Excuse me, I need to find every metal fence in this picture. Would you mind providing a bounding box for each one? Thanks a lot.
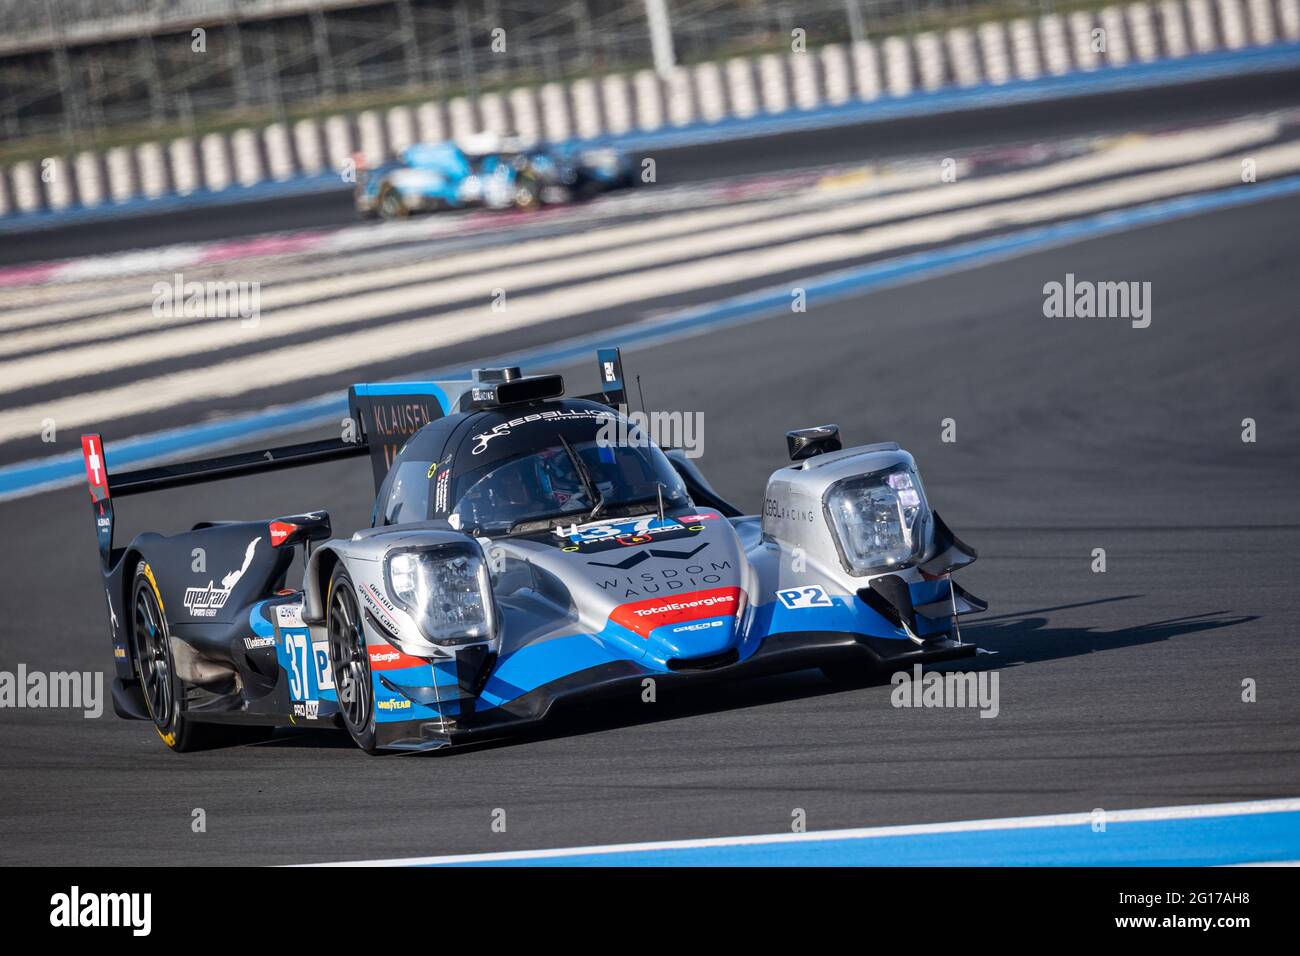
[0,0,1059,147]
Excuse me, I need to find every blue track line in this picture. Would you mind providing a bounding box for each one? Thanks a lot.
[4,172,1300,502]
[453,809,1300,866]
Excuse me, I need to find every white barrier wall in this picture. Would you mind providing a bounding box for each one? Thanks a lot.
[1040,15,1072,75]
[6,0,1297,218]
[293,119,324,175]
[665,67,695,126]
[1248,0,1276,44]
[790,50,821,107]
[1101,7,1133,64]
[633,70,663,130]
[1188,0,1219,51]
[44,156,73,209]
[1009,19,1042,79]
[978,22,1013,85]
[570,79,602,139]
[602,75,633,134]
[1219,0,1250,48]
[725,57,759,118]
[356,110,387,167]
[1128,4,1160,61]
[851,41,882,101]
[479,92,509,136]
[385,107,415,157]
[506,89,538,143]
[947,28,981,86]
[11,160,40,212]
[1161,0,1191,57]
[819,45,852,105]
[168,138,199,196]
[447,96,477,143]
[230,128,264,187]
[323,115,353,172]
[416,100,448,143]
[1283,0,1300,39]
[694,62,728,120]
[915,32,946,90]
[758,54,790,112]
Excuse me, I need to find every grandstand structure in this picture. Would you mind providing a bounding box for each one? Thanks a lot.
[0,0,1031,144]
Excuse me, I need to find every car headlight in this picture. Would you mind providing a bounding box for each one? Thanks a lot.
[384,544,494,645]
[824,465,929,575]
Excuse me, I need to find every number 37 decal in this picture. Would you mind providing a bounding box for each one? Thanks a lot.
[776,585,832,610]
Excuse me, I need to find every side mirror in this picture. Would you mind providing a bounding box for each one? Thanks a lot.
[269,512,332,549]
[786,424,842,461]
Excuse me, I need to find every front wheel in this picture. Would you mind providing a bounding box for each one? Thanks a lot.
[327,565,378,754]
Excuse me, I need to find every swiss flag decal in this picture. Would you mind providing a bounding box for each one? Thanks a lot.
[609,587,743,638]
[81,435,108,498]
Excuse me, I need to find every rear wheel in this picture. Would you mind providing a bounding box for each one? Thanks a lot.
[131,562,271,751]
[377,183,409,220]
[513,172,542,210]
[327,565,378,754]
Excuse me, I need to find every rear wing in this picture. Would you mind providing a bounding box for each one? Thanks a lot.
[80,349,631,567]
[79,433,369,568]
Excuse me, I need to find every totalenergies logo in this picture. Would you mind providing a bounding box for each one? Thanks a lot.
[367,644,427,670]
[609,587,743,638]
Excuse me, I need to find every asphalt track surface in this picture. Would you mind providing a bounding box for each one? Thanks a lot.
[3,65,1300,265]
[1,180,1298,863]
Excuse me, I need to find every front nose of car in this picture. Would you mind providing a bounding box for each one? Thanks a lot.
[648,613,739,663]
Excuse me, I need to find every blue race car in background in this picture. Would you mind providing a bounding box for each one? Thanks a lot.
[355,132,638,219]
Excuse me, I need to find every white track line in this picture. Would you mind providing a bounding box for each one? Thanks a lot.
[0,121,1276,383]
[300,797,1300,866]
[0,118,1270,334]
[0,167,936,331]
[1,138,1296,444]
[0,186,844,341]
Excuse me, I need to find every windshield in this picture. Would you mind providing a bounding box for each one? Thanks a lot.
[450,439,689,533]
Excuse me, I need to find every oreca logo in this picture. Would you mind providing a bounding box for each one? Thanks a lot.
[670,620,724,634]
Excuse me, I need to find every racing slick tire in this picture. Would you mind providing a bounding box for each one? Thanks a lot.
[130,562,272,752]
[377,183,409,220]
[513,172,543,210]
[326,565,379,754]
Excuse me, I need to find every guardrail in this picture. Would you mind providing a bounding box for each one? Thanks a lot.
[2,0,1297,221]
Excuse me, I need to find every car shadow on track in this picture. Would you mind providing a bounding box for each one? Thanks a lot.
[963,597,1258,668]
[253,595,1258,755]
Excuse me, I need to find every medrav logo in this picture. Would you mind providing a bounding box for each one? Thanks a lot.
[50,886,151,936]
